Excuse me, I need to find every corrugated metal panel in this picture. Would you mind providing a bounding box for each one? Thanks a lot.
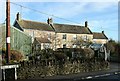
[0,24,32,56]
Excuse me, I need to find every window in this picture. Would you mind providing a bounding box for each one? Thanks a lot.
[63,34,66,39]
[73,35,77,40]
[83,35,87,41]
[63,44,66,48]
[36,44,41,50]
[43,43,50,49]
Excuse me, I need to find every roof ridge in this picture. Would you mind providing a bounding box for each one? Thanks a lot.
[93,32,102,33]
[21,19,48,24]
[20,19,85,27]
[54,23,84,27]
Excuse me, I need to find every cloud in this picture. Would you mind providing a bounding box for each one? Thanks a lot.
[45,3,87,18]
[1,1,118,41]
[1,2,117,25]
[88,19,118,40]
[88,19,118,31]
[34,2,117,19]
[88,2,117,12]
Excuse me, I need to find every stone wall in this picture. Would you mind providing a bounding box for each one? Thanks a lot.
[24,29,93,50]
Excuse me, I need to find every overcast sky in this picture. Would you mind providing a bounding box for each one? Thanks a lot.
[0,0,119,41]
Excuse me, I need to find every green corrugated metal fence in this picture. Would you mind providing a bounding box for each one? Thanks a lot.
[0,24,32,56]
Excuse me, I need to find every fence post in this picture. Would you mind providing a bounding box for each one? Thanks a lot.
[15,68,17,80]
[3,69,5,81]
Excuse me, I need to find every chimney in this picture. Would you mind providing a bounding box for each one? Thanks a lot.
[102,31,104,33]
[16,12,21,21]
[85,21,88,27]
[47,17,53,25]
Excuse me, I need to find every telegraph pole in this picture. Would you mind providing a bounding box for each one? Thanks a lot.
[6,0,10,63]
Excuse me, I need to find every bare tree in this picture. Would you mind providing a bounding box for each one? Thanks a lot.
[70,37,91,48]
[50,33,61,50]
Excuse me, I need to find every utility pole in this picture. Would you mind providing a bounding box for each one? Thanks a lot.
[6,0,10,63]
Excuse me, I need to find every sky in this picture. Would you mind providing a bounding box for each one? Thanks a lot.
[0,0,119,41]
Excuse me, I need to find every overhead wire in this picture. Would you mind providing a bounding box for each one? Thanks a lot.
[10,2,81,25]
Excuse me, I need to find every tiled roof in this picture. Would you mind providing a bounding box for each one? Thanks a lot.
[35,37,51,43]
[53,23,92,34]
[16,19,54,31]
[93,32,108,39]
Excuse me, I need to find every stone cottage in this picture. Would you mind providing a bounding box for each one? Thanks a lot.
[13,13,108,50]
[93,31,108,44]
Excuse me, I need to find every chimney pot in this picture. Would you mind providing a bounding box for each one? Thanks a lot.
[47,17,53,25]
[85,21,88,27]
[102,31,104,33]
[16,12,21,21]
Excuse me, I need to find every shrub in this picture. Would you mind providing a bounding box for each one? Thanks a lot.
[10,50,24,62]
[2,49,24,64]
[114,43,120,56]
[54,51,66,61]
[83,48,94,59]
[106,39,120,57]
[106,42,116,55]
[39,49,54,59]
[57,48,94,60]
[57,48,73,59]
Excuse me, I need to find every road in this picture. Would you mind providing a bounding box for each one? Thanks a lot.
[95,73,120,79]
[73,71,120,80]
[9,73,120,81]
